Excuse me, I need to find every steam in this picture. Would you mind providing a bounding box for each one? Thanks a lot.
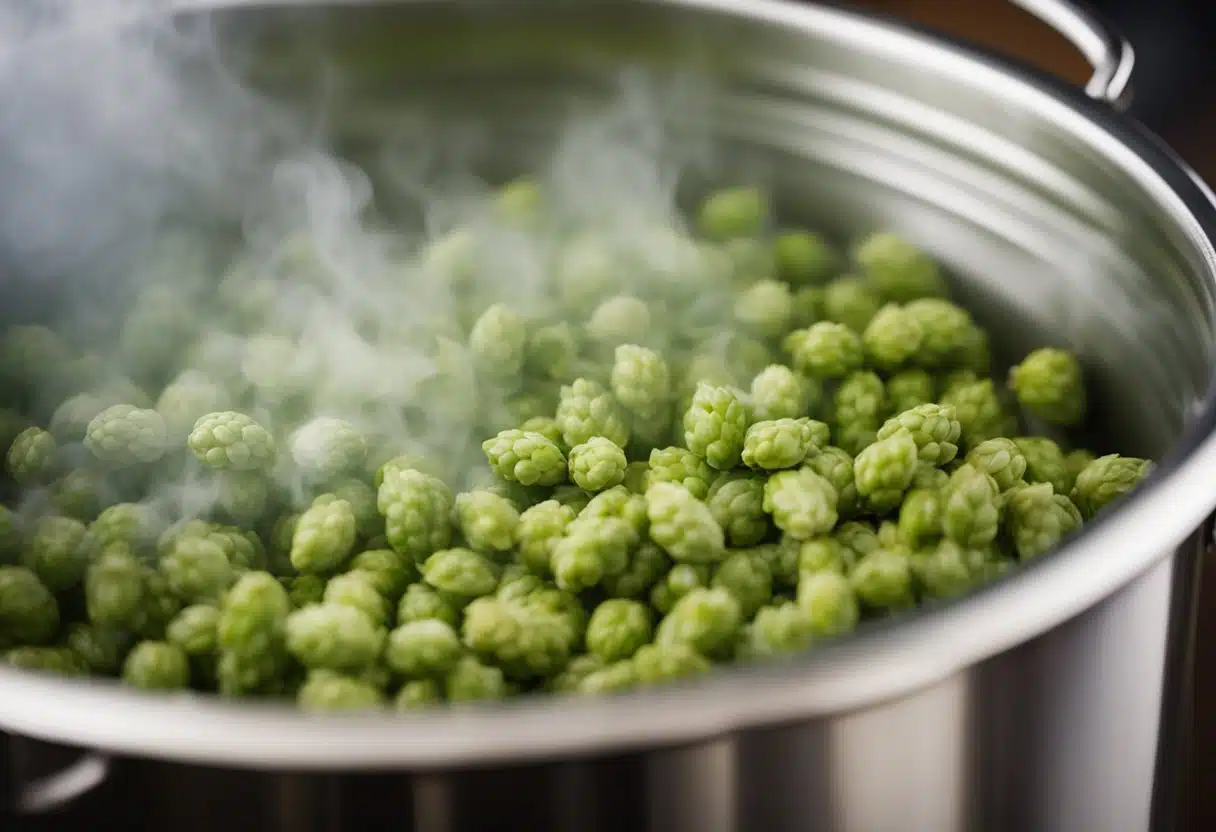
[0,0,738,530]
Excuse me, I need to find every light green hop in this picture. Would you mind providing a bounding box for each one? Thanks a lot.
[348,548,415,603]
[656,586,741,659]
[877,403,961,466]
[481,429,567,488]
[784,322,864,379]
[646,482,726,564]
[397,583,460,629]
[135,569,183,641]
[555,378,630,449]
[1064,449,1096,494]
[705,473,769,547]
[611,344,670,420]
[161,535,235,603]
[0,505,19,564]
[966,438,1028,492]
[93,502,164,554]
[290,496,356,574]
[216,641,290,698]
[515,501,575,576]
[50,469,108,523]
[886,370,937,415]
[324,572,391,628]
[774,230,837,285]
[796,538,844,579]
[579,484,646,543]
[734,280,793,339]
[49,393,109,444]
[898,488,944,547]
[568,437,628,492]
[954,324,993,374]
[496,176,543,225]
[822,275,883,333]
[188,411,276,471]
[862,304,923,371]
[551,517,630,592]
[586,599,653,662]
[156,371,232,442]
[854,232,948,302]
[1070,454,1152,520]
[647,446,714,500]
[741,419,810,471]
[166,604,220,657]
[876,521,904,549]
[217,571,290,657]
[831,369,890,433]
[0,566,59,648]
[912,463,950,491]
[526,322,579,382]
[326,479,379,540]
[422,548,499,600]
[650,563,712,615]
[603,542,671,599]
[741,601,816,658]
[378,468,454,564]
[1013,437,1070,495]
[122,641,189,690]
[207,526,265,572]
[1009,347,1087,427]
[712,551,773,618]
[850,548,915,611]
[455,490,519,555]
[941,464,1002,547]
[633,642,712,686]
[902,299,973,369]
[85,550,145,631]
[66,624,131,675]
[913,540,978,600]
[555,234,618,315]
[853,431,919,513]
[722,236,776,282]
[288,575,327,609]
[1007,482,1083,560]
[683,384,750,470]
[24,516,96,592]
[548,654,607,694]
[7,427,57,485]
[697,186,769,240]
[578,659,638,695]
[763,467,838,540]
[939,379,1015,450]
[297,669,384,711]
[469,303,527,378]
[750,365,812,422]
[587,295,651,349]
[833,521,880,571]
[374,454,444,488]
[385,618,462,677]
[6,646,85,676]
[286,602,385,672]
[804,446,860,518]
[461,594,577,681]
[289,418,368,483]
[790,285,825,329]
[518,416,564,448]
[396,678,443,710]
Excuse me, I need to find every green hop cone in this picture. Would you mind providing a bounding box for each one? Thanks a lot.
[862,304,923,371]
[454,491,520,555]
[462,595,575,680]
[647,446,714,500]
[161,535,236,603]
[122,641,190,690]
[468,303,528,379]
[655,586,742,659]
[822,275,883,333]
[587,295,651,351]
[914,540,979,600]
[646,482,726,564]
[1013,437,1070,495]
[784,322,864,380]
[286,602,385,672]
[966,438,1028,492]
[898,488,944,547]
[84,405,167,467]
[378,468,454,564]
[741,601,816,658]
[853,430,919,513]
[876,403,961,467]
[586,599,653,663]
[568,437,628,492]
[939,379,1015,450]
[290,496,357,574]
[24,516,97,593]
[297,669,384,711]
[774,230,837,285]
[763,467,839,540]
[348,548,415,603]
[941,464,1002,547]
[886,370,937,415]
[422,548,499,601]
[7,427,57,485]
[1069,454,1152,520]
[750,364,814,422]
[482,429,567,488]
[1064,449,1096,494]
[697,186,769,241]
[385,618,463,678]
[515,500,575,576]
[324,572,391,628]
[902,299,973,369]
[1006,482,1082,560]
[683,383,750,470]
[803,446,859,518]
[397,583,461,629]
[712,551,773,619]
[1008,347,1087,426]
[188,411,276,471]
[633,642,711,687]
[735,280,793,339]
[555,378,630,450]
[611,344,670,420]
[853,232,948,302]
[850,548,915,612]
[706,472,770,547]
[603,542,671,600]
[741,419,812,471]
[165,605,221,657]
[289,418,368,483]
[0,566,59,649]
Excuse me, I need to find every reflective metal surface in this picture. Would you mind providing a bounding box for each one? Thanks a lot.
[1,1,1215,830]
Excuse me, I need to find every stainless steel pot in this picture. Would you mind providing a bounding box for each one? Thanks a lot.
[2,1,1216,830]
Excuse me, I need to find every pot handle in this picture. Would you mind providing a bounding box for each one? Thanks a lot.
[1008,0,1135,109]
[2,732,110,816]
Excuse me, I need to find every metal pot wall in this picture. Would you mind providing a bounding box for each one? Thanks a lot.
[3,1,1216,830]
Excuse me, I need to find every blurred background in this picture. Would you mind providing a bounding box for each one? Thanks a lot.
[859,1,1216,829]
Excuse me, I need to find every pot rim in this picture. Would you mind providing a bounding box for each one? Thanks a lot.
[3,0,1216,769]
